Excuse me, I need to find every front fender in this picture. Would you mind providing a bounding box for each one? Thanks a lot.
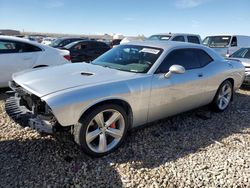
[42,76,151,127]
[42,83,130,126]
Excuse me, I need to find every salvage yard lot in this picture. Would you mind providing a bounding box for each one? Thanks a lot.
[0,89,250,187]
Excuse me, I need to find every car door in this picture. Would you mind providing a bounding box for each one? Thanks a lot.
[86,42,103,61]
[70,42,88,62]
[148,48,208,122]
[97,42,110,55]
[0,40,41,87]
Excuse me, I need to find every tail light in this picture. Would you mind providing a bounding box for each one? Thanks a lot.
[63,55,71,61]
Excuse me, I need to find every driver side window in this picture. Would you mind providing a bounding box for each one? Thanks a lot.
[156,49,200,73]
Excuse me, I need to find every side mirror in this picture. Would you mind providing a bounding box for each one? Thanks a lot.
[164,65,185,78]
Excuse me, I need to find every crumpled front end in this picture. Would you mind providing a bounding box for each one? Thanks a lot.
[6,81,58,133]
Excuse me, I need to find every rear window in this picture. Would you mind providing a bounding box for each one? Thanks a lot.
[203,36,231,47]
[196,49,213,67]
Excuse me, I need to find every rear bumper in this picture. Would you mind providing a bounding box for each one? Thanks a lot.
[5,95,54,133]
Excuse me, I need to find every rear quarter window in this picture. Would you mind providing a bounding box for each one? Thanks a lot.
[196,49,213,67]
[18,42,42,52]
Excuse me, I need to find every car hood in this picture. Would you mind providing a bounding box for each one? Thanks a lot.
[12,63,137,97]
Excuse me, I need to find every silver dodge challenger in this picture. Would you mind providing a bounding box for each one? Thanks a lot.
[7,41,244,156]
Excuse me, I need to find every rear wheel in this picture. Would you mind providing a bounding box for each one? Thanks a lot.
[74,104,128,157]
[211,80,233,112]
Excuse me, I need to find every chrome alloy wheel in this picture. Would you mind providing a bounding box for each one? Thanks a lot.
[217,83,232,110]
[85,109,125,153]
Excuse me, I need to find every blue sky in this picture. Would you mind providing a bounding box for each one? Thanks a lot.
[0,0,250,38]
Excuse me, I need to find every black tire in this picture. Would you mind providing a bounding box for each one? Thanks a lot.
[211,80,233,112]
[74,104,128,157]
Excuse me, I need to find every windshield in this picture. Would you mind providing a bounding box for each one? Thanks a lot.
[231,48,250,59]
[202,36,231,47]
[92,45,163,73]
[147,35,171,41]
[50,38,63,47]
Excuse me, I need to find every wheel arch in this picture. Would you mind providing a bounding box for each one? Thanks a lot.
[224,78,234,101]
[226,77,234,88]
[215,78,235,101]
[78,98,133,129]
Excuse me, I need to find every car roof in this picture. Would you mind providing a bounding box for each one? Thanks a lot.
[57,37,84,40]
[1,35,34,42]
[205,34,250,37]
[0,35,43,46]
[123,41,202,50]
[151,33,200,37]
[74,39,106,43]
[0,35,58,51]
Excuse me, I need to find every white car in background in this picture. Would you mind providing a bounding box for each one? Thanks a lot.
[42,37,56,45]
[147,33,202,44]
[0,36,70,88]
[203,35,250,57]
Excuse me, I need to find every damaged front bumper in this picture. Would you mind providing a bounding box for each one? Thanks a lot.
[6,82,57,133]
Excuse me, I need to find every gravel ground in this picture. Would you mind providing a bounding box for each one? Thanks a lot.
[0,88,250,188]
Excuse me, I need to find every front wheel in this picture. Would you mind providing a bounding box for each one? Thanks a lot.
[74,104,128,157]
[211,80,233,112]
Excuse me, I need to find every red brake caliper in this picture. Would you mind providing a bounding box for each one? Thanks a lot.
[110,122,116,128]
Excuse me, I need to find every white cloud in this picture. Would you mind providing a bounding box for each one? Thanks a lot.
[175,0,209,9]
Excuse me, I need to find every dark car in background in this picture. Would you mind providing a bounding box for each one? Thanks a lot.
[63,40,110,63]
[50,37,85,48]
[110,39,122,48]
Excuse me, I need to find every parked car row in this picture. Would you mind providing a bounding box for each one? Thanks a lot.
[25,33,250,68]
[0,33,250,87]
[148,33,250,58]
